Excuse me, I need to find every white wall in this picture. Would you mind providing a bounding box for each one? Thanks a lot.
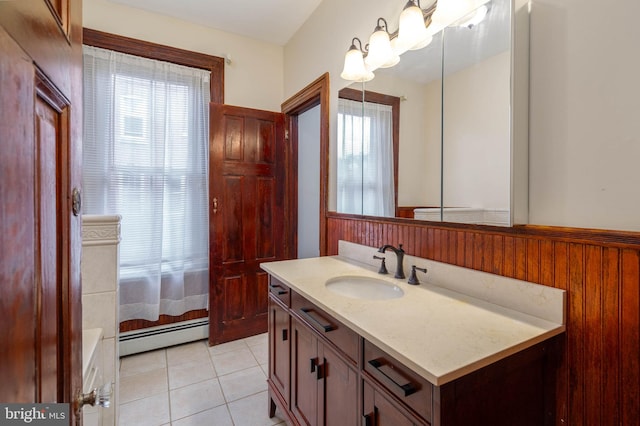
[285,0,640,232]
[298,105,321,258]
[83,0,284,112]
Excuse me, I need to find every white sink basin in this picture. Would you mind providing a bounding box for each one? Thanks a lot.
[325,276,404,300]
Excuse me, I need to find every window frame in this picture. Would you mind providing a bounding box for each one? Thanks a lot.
[83,28,224,104]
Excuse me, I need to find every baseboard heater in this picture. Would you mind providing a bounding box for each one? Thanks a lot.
[119,318,209,357]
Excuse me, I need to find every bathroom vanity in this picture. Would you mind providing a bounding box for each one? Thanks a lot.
[261,242,565,426]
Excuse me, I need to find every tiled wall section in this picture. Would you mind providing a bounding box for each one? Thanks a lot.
[326,215,640,425]
[82,215,121,425]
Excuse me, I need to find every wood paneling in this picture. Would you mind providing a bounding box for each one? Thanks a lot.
[326,215,640,425]
[119,309,208,333]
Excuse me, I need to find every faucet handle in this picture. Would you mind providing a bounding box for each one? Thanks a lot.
[407,265,427,285]
[373,255,388,275]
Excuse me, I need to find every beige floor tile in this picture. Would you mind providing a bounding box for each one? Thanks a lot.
[168,359,216,390]
[120,349,166,378]
[211,347,258,376]
[218,365,267,402]
[227,391,286,426]
[119,368,168,404]
[166,340,211,367]
[119,393,170,426]
[207,338,248,355]
[171,405,234,426]
[249,341,268,364]
[170,378,226,421]
[243,332,268,347]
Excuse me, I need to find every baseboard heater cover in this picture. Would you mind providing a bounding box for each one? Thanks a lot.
[119,318,209,357]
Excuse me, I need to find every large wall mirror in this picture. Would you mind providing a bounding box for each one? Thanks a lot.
[331,0,529,226]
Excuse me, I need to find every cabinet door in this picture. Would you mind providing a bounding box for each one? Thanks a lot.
[363,381,423,426]
[269,297,290,404]
[320,343,358,426]
[291,318,319,426]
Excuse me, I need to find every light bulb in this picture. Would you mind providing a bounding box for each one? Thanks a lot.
[431,0,476,29]
[365,20,398,70]
[340,42,374,82]
[397,1,431,51]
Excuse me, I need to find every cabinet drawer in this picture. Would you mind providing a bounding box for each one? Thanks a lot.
[291,291,359,363]
[363,340,433,423]
[269,276,291,307]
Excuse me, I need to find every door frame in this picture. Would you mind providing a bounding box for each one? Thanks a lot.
[281,73,330,257]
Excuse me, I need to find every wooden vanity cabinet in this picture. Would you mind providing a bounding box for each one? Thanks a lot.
[290,296,359,426]
[363,380,427,426]
[266,275,553,426]
[267,278,291,419]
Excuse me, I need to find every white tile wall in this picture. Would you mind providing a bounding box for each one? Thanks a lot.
[82,215,122,426]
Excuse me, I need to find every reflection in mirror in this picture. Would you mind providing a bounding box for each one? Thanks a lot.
[332,0,527,226]
[437,0,512,226]
[337,86,400,217]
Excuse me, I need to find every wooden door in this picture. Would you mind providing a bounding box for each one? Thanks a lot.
[268,298,290,405]
[291,318,319,426]
[0,0,83,423]
[209,104,288,344]
[320,343,358,426]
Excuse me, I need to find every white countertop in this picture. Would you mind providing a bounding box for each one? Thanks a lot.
[261,254,565,386]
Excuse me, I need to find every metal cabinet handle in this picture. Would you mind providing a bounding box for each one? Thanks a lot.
[300,308,335,332]
[213,197,218,214]
[368,359,417,397]
[363,412,374,426]
[269,283,288,295]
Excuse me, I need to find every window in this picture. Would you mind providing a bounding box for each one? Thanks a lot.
[82,45,211,322]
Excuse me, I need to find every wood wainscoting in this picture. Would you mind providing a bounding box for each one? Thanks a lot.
[326,215,640,425]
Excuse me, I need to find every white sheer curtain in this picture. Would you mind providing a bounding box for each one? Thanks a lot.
[337,98,395,216]
[83,45,210,322]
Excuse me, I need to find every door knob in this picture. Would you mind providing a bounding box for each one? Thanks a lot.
[78,382,112,409]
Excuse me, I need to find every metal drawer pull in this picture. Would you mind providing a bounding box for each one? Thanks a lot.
[368,358,418,397]
[362,413,374,426]
[300,308,336,332]
[269,284,287,295]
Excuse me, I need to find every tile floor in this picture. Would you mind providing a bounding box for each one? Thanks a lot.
[118,333,286,426]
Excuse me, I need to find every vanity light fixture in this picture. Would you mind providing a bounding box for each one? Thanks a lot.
[396,0,433,53]
[340,37,375,82]
[431,0,489,30]
[340,0,491,82]
[364,18,400,70]
[455,3,489,28]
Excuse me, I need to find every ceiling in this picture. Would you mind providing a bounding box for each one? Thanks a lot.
[107,0,323,45]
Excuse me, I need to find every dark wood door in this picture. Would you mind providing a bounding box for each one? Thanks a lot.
[209,104,288,344]
[269,297,290,405]
[0,0,83,423]
[291,318,319,426]
[320,343,358,426]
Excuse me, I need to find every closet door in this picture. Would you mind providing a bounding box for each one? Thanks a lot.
[209,104,289,344]
[0,0,83,421]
